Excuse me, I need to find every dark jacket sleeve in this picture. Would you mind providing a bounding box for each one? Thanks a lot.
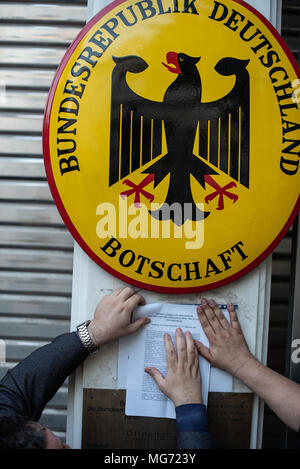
[0,332,88,421]
[175,404,215,449]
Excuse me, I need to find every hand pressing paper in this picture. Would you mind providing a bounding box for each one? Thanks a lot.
[119,303,218,419]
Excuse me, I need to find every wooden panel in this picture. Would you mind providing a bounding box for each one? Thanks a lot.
[0,157,45,177]
[0,46,66,66]
[0,180,52,201]
[0,202,64,226]
[0,293,71,318]
[0,248,73,271]
[82,389,253,449]
[0,115,44,133]
[0,271,72,295]
[0,226,73,249]
[82,389,177,449]
[207,393,253,449]
[0,25,81,45]
[0,3,86,23]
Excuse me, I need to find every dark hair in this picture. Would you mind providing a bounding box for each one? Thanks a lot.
[0,416,46,449]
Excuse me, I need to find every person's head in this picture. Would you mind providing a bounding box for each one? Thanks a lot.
[0,416,70,449]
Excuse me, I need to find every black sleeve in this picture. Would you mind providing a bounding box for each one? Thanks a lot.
[175,404,215,449]
[0,332,88,421]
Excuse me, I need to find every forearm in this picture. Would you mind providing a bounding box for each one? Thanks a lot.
[0,332,88,421]
[235,357,300,432]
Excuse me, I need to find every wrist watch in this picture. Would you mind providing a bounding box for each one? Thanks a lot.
[76,320,99,354]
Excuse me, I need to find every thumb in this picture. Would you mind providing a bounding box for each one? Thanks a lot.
[144,367,165,389]
[127,317,150,334]
[194,340,211,363]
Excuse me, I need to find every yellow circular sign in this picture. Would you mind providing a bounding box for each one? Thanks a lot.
[44,0,300,293]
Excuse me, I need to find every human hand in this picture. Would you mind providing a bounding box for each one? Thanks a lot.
[87,287,150,347]
[145,328,203,407]
[194,298,254,376]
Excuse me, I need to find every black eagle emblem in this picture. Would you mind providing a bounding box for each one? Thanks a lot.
[109,52,250,226]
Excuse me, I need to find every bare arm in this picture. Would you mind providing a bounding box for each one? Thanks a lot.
[195,299,300,433]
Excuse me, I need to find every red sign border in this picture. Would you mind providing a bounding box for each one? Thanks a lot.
[43,0,300,294]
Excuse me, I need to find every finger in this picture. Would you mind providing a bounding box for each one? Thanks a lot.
[119,287,136,301]
[112,288,124,296]
[201,298,223,333]
[208,299,231,330]
[127,316,150,335]
[144,367,165,390]
[227,303,242,332]
[176,328,187,367]
[164,333,177,368]
[185,331,197,368]
[197,305,216,342]
[194,340,212,363]
[125,293,146,313]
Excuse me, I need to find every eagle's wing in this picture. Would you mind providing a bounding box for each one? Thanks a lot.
[196,58,250,188]
[109,56,166,186]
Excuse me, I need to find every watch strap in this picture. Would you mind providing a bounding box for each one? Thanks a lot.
[76,320,99,354]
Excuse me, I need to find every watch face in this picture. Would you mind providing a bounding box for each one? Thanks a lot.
[44,0,300,294]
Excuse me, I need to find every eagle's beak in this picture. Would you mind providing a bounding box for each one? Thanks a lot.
[162,52,182,74]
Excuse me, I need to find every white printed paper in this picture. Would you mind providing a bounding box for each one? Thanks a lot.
[120,303,210,419]
[119,303,234,419]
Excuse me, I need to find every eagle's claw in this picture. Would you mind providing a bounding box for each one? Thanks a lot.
[204,175,239,211]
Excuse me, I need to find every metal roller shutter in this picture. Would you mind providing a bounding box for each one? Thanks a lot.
[0,0,87,442]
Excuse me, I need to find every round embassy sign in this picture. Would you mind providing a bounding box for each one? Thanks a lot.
[43,0,300,294]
